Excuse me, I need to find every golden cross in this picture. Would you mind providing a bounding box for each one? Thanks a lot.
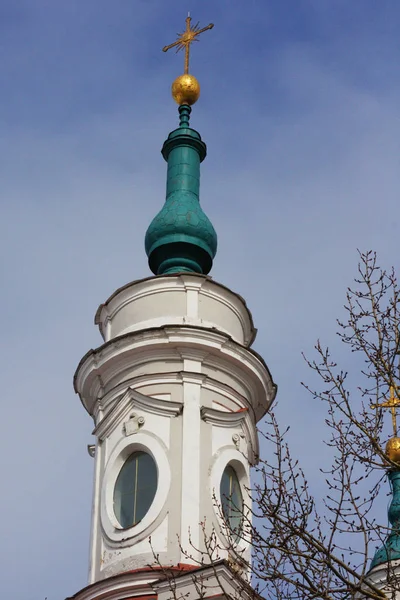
[162,14,214,74]
[371,386,400,436]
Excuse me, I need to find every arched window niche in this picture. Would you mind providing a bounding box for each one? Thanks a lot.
[220,464,243,539]
[113,451,157,529]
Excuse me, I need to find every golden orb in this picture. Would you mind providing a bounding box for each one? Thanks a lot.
[171,74,200,106]
[386,437,400,464]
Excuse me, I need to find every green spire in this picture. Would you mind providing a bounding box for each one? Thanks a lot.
[370,469,400,569]
[145,105,217,275]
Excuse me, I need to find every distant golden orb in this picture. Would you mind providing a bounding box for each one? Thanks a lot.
[171,74,200,106]
[386,437,400,464]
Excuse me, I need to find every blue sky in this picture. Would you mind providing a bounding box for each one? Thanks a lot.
[1,1,399,598]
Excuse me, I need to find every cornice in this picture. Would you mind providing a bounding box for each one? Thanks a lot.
[179,371,208,385]
[200,406,259,464]
[200,406,248,428]
[95,274,251,320]
[201,377,249,411]
[74,325,277,421]
[154,561,256,600]
[67,563,250,600]
[94,273,257,346]
[367,557,400,587]
[129,389,182,418]
[66,568,162,600]
[175,347,210,362]
[93,388,182,441]
[100,371,185,414]
[97,371,246,419]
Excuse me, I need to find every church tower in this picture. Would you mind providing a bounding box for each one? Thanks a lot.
[367,400,400,597]
[70,16,276,600]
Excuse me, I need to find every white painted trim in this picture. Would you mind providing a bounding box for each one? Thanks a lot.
[209,446,251,556]
[88,439,102,584]
[94,273,256,347]
[100,432,170,546]
[199,287,250,344]
[155,562,252,599]
[129,388,182,418]
[366,558,400,592]
[72,561,252,600]
[70,569,162,600]
[201,407,259,465]
[93,388,182,441]
[180,378,202,560]
[186,288,198,319]
[98,372,185,414]
[75,326,276,421]
[201,406,248,428]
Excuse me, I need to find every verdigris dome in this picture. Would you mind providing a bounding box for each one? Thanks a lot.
[145,105,217,275]
[145,192,217,275]
[370,470,400,570]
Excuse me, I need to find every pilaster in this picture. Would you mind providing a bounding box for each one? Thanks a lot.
[75,274,276,583]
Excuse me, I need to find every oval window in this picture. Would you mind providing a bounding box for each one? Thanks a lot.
[113,451,157,529]
[220,465,243,538]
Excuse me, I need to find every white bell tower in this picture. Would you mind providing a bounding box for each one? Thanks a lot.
[74,275,276,586]
[70,16,276,600]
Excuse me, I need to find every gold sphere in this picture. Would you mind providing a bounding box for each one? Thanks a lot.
[386,437,400,464]
[171,74,200,106]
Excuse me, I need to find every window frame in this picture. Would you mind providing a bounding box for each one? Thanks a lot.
[113,450,158,529]
[220,464,244,539]
[210,448,250,552]
[101,432,170,545]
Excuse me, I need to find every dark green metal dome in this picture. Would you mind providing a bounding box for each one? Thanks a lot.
[370,470,400,570]
[145,105,217,275]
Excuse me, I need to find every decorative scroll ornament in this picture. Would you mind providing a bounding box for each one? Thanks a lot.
[123,413,145,437]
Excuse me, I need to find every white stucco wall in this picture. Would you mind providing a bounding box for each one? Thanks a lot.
[74,274,276,583]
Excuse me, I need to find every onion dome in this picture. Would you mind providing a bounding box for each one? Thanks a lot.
[145,102,217,276]
[145,15,217,276]
[370,469,400,569]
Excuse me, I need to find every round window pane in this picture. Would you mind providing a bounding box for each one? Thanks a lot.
[220,465,243,538]
[114,451,157,529]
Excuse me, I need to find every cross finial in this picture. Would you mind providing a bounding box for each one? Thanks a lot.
[162,15,214,74]
[371,386,400,436]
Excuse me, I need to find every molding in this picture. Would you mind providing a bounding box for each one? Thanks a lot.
[179,371,208,385]
[94,273,257,347]
[103,282,183,321]
[175,347,210,362]
[198,286,251,345]
[93,388,182,441]
[99,371,184,414]
[69,561,254,600]
[98,371,248,421]
[74,326,276,422]
[202,377,249,411]
[201,407,259,465]
[155,561,253,599]
[68,568,162,600]
[201,406,248,428]
[130,389,182,418]
[101,431,171,546]
[209,448,252,562]
[367,558,400,590]
[93,390,130,441]
[96,273,253,325]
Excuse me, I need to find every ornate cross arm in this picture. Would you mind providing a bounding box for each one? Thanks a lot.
[163,15,214,74]
[371,386,400,437]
